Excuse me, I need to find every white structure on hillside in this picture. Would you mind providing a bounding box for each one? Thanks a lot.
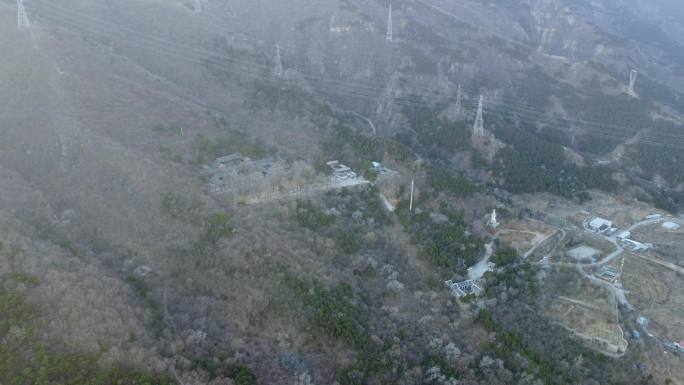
[488,209,499,229]
[588,217,612,233]
[662,221,680,230]
[622,238,652,252]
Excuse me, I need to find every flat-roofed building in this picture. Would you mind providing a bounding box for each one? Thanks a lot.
[588,217,612,233]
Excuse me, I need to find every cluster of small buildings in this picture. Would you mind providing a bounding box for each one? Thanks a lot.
[445,279,484,298]
[327,160,357,180]
[205,154,267,193]
[588,217,652,252]
[620,238,653,253]
[205,154,301,200]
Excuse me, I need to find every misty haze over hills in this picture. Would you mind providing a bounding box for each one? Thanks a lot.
[0,0,683,384]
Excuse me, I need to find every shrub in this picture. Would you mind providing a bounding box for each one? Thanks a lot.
[336,231,362,254]
[492,247,517,267]
[196,213,233,253]
[296,201,335,230]
[224,364,257,385]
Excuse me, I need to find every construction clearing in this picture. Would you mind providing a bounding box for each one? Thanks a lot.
[543,269,628,355]
[622,254,684,345]
[494,219,557,257]
[567,245,601,263]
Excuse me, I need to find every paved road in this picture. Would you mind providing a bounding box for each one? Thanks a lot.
[631,252,684,275]
[524,228,565,259]
[468,242,494,280]
[349,111,377,136]
[579,216,674,268]
[529,215,682,356]
[242,177,370,204]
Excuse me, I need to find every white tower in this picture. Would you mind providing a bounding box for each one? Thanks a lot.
[473,95,484,137]
[627,69,638,97]
[193,0,201,13]
[489,209,499,228]
[386,4,393,41]
[274,44,284,77]
[17,0,30,31]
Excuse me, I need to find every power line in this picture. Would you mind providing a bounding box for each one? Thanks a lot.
[467,99,684,142]
[28,0,566,115]
[26,0,483,105]
[27,4,482,113]
[482,106,684,150]
[26,0,680,124]
[22,0,684,150]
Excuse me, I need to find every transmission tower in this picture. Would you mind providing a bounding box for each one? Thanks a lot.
[386,4,393,41]
[473,95,484,137]
[274,44,284,77]
[437,62,450,95]
[193,0,201,13]
[627,69,638,97]
[17,0,30,31]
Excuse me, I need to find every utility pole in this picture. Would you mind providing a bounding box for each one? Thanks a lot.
[274,44,283,77]
[455,84,462,115]
[193,0,201,13]
[17,0,30,31]
[386,3,393,41]
[409,178,414,212]
[627,69,638,97]
[473,95,484,137]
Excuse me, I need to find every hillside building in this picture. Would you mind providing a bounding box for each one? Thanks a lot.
[588,217,612,233]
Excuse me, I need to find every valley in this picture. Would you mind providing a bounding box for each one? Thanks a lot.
[1,0,684,384]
